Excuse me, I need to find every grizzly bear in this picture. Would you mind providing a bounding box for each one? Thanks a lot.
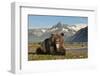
[36,33,66,55]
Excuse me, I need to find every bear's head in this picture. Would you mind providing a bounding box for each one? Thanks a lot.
[50,33,64,50]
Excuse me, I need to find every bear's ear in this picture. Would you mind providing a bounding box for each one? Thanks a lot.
[61,33,64,36]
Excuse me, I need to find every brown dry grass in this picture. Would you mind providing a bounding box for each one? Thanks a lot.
[28,43,88,61]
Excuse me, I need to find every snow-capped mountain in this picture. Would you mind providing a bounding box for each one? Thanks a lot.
[28,22,87,43]
[49,22,87,33]
[67,24,87,31]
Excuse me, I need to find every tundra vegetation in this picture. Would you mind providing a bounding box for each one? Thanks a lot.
[28,42,88,61]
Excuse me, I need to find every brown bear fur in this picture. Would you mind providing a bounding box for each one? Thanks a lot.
[36,33,66,55]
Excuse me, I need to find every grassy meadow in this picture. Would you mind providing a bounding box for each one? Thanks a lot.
[28,42,88,61]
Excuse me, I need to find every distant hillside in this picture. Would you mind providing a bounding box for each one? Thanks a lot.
[71,26,88,42]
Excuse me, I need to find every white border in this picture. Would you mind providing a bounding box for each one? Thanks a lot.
[11,2,97,74]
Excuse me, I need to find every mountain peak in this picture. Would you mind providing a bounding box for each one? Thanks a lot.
[57,21,62,25]
[51,21,64,29]
[56,21,63,27]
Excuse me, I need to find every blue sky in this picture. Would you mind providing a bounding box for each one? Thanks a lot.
[28,15,88,28]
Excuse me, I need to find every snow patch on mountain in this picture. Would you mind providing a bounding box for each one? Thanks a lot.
[28,22,88,43]
[41,29,46,33]
[62,28,68,32]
